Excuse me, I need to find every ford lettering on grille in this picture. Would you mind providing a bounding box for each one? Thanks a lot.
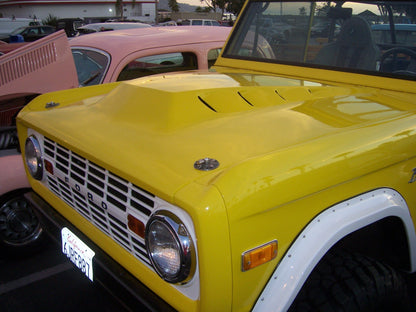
[42,136,155,266]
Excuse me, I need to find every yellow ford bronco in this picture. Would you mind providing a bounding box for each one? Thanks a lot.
[17,1,416,311]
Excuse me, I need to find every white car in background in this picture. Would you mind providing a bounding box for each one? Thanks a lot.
[181,19,221,26]
[76,22,151,35]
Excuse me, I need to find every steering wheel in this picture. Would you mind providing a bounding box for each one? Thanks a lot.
[380,47,416,75]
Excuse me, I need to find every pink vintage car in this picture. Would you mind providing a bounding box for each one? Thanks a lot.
[0,26,230,256]
[70,25,230,86]
[0,30,77,256]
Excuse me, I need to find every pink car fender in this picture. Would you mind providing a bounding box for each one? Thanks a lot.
[0,30,78,253]
[1,29,79,197]
[0,153,30,196]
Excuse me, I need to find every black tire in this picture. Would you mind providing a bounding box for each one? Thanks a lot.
[289,250,411,312]
[0,189,45,258]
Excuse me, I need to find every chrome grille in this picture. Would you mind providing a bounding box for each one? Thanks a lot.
[42,136,155,265]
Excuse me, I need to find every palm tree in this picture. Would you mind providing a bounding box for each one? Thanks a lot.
[116,0,124,19]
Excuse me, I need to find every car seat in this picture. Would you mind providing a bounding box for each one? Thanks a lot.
[314,16,379,70]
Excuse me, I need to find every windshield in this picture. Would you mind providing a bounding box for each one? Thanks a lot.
[10,27,26,35]
[223,1,416,80]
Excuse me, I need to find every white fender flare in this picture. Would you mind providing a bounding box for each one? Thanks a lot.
[252,188,416,312]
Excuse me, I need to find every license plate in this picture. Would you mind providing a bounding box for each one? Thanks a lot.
[61,227,95,281]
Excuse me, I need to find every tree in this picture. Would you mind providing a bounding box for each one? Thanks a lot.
[390,3,416,23]
[200,0,228,16]
[225,0,245,16]
[115,0,138,20]
[195,6,211,13]
[169,0,179,13]
[42,13,59,27]
[315,2,331,17]
[116,0,124,19]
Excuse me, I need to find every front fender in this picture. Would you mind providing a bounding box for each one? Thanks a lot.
[252,188,416,312]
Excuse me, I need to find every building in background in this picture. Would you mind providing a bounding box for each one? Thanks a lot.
[0,0,157,23]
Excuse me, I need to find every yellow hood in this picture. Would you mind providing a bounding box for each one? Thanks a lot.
[18,72,416,206]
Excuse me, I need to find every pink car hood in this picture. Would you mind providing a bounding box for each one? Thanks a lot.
[0,30,78,100]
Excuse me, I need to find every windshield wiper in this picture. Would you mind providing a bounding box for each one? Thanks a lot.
[80,72,100,86]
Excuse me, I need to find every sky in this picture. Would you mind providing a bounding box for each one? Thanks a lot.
[177,0,380,14]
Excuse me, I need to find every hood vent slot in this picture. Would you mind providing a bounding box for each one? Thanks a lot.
[238,91,254,106]
[196,86,314,114]
[198,96,217,112]
[198,90,257,114]
[275,90,287,101]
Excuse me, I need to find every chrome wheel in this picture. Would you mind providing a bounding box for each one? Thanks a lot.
[0,193,42,247]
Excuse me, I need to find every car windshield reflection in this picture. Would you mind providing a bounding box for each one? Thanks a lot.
[223,1,416,79]
[71,48,110,86]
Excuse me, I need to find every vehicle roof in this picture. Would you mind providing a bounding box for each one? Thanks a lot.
[57,18,83,21]
[11,25,54,34]
[69,26,230,54]
[19,25,54,28]
[187,19,218,21]
[78,22,151,31]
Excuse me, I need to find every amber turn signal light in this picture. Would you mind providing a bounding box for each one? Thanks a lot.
[128,214,145,238]
[242,240,278,271]
[44,159,54,175]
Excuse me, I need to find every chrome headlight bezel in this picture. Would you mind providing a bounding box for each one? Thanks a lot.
[25,135,43,180]
[145,210,196,284]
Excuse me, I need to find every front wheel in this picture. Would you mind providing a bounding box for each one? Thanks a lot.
[289,250,411,312]
[0,190,44,258]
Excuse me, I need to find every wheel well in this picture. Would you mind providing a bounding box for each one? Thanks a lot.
[251,189,414,312]
[0,188,32,204]
[333,216,411,271]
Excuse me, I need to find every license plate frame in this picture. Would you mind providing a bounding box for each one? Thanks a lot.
[61,227,95,281]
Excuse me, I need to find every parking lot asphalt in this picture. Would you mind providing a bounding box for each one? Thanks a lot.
[0,237,129,312]
[2,236,416,312]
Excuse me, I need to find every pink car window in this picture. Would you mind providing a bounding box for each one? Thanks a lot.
[72,48,110,86]
[117,52,198,82]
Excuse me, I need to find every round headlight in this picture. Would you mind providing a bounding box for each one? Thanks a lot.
[25,135,43,180]
[145,211,195,284]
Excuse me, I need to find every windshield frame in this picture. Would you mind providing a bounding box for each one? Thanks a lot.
[221,0,416,82]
